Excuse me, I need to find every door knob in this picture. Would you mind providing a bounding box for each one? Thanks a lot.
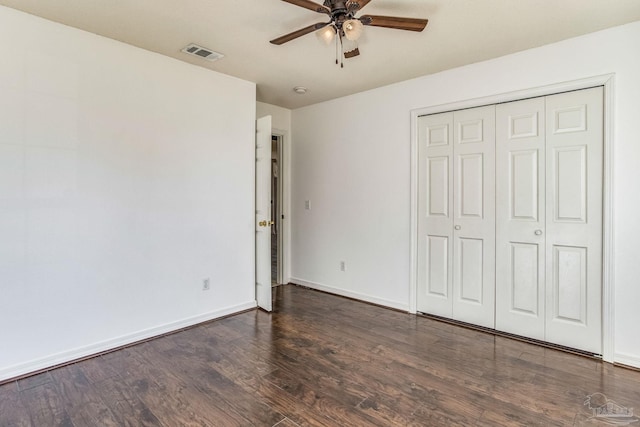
[259,220,274,227]
[454,225,461,230]
[534,229,543,236]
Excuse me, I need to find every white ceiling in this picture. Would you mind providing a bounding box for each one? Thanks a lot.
[1,0,639,109]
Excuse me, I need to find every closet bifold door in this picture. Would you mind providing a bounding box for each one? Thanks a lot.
[417,112,454,318]
[451,106,496,328]
[417,106,496,328]
[495,97,547,340]
[544,87,603,355]
[496,87,603,354]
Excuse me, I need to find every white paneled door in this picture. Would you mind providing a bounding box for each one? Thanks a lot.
[495,97,547,340]
[418,87,603,354]
[417,112,454,318]
[256,115,273,312]
[543,88,603,354]
[417,106,496,328]
[452,106,496,328]
[496,87,603,354]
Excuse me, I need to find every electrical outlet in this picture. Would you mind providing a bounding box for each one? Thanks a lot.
[203,278,210,291]
[305,200,311,210]
[340,261,346,272]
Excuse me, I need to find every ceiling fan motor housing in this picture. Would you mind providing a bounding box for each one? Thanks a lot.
[325,1,353,30]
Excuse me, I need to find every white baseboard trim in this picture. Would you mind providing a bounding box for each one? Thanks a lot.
[614,352,640,369]
[290,278,409,312]
[0,300,257,383]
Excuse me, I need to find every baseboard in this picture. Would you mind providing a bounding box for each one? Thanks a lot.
[614,352,640,369]
[0,300,257,383]
[290,278,409,312]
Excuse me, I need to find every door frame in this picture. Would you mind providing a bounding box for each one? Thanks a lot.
[272,128,291,285]
[409,74,616,362]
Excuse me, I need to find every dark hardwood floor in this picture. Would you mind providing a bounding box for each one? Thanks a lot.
[2,284,639,426]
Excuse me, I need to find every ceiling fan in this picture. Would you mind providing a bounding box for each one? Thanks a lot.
[270,0,428,64]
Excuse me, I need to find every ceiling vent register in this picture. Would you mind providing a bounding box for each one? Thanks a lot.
[181,43,224,62]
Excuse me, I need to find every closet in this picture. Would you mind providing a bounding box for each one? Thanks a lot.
[416,87,603,354]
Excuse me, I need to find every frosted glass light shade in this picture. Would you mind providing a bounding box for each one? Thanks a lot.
[316,25,336,45]
[343,19,364,41]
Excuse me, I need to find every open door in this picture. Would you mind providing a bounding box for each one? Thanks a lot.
[256,116,273,311]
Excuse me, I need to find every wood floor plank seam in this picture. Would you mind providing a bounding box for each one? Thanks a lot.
[2,284,640,426]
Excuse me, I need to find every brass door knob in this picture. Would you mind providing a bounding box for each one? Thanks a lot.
[259,220,275,227]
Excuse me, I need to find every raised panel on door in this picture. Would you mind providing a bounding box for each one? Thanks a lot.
[427,236,449,297]
[417,112,454,317]
[452,106,495,328]
[423,235,451,317]
[545,87,603,354]
[551,245,587,323]
[554,146,586,222]
[509,242,541,316]
[427,157,449,217]
[458,154,483,218]
[457,237,483,303]
[495,97,546,340]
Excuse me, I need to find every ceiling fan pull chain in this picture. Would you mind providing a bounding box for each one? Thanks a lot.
[340,33,344,68]
[335,31,339,65]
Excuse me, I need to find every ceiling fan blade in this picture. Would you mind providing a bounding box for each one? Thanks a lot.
[359,15,428,32]
[270,22,330,45]
[281,0,331,15]
[346,0,371,12]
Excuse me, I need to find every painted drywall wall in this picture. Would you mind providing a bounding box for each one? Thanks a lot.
[291,21,640,367]
[0,6,256,381]
[257,101,291,133]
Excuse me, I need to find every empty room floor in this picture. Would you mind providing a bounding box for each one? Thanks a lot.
[1,284,639,426]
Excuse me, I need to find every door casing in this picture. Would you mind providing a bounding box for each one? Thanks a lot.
[272,128,291,286]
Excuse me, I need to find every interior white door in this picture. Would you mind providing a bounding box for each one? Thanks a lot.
[495,97,547,340]
[417,112,454,317]
[452,106,496,328]
[544,87,603,354]
[256,115,273,312]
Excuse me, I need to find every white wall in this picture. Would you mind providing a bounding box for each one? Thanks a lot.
[291,21,640,367]
[0,6,256,381]
[257,101,291,133]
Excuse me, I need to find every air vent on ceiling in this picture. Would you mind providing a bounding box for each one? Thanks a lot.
[181,43,224,62]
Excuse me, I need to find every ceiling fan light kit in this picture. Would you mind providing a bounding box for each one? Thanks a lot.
[343,19,363,41]
[271,0,428,66]
[316,25,336,45]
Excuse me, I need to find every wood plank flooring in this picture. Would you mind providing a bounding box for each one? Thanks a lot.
[2,284,640,426]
